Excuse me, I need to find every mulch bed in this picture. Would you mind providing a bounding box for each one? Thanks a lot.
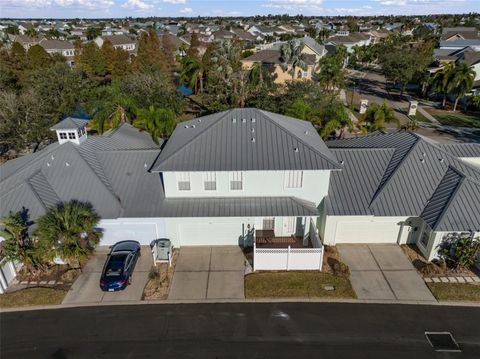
[142,249,179,300]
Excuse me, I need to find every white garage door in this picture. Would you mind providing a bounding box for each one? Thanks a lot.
[335,221,401,244]
[99,222,164,246]
[178,222,243,246]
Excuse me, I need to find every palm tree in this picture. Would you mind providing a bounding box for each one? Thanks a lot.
[358,100,400,133]
[448,62,476,112]
[133,106,176,143]
[0,211,42,271]
[180,55,205,94]
[320,102,353,139]
[432,61,455,108]
[35,201,101,267]
[90,83,137,133]
[247,62,264,88]
[280,40,308,80]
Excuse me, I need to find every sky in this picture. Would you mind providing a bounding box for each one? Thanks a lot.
[0,0,478,19]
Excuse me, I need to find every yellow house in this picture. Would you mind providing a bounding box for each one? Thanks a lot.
[242,49,316,84]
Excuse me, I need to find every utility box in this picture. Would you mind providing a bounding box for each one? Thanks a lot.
[152,238,172,266]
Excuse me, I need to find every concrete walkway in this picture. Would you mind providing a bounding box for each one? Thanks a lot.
[169,246,245,300]
[62,246,152,305]
[417,106,440,125]
[338,244,436,303]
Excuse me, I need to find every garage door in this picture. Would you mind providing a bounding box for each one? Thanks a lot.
[178,222,243,246]
[335,221,400,244]
[99,222,163,246]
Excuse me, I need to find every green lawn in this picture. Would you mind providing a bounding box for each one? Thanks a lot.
[245,272,356,299]
[400,108,431,123]
[425,108,480,128]
[427,283,480,302]
[0,287,67,308]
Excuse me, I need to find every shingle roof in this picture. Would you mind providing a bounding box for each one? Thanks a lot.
[39,39,74,50]
[50,117,89,130]
[151,108,340,172]
[102,34,135,45]
[326,132,480,231]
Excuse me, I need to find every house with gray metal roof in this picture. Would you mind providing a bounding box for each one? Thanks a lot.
[321,132,480,261]
[2,109,479,266]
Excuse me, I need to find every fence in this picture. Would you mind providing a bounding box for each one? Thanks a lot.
[0,257,19,294]
[253,244,323,271]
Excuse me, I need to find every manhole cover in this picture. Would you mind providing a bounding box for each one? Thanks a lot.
[425,332,461,352]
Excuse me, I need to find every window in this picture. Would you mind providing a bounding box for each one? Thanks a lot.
[204,172,216,191]
[59,132,67,139]
[285,170,303,188]
[68,132,76,139]
[420,230,430,248]
[177,172,191,191]
[230,171,243,190]
[263,217,275,230]
[302,71,309,78]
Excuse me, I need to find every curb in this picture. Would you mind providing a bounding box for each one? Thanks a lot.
[2,296,480,313]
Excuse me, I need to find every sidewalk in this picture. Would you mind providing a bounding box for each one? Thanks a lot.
[417,106,440,125]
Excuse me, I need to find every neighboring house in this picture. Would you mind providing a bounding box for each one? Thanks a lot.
[94,35,136,54]
[326,31,371,53]
[70,28,87,41]
[158,33,188,57]
[39,39,75,66]
[2,111,479,267]
[242,49,316,83]
[15,35,40,50]
[322,132,480,261]
[230,28,256,45]
[439,27,480,52]
[368,28,390,43]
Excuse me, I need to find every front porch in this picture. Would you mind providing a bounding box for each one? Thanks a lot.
[251,218,324,271]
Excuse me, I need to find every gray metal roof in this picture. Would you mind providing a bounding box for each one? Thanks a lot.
[327,132,480,231]
[0,123,160,221]
[156,196,319,217]
[438,143,480,158]
[50,117,89,130]
[151,108,340,172]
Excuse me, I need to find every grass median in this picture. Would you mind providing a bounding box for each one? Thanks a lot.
[427,283,480,302]
[245,271,356,299]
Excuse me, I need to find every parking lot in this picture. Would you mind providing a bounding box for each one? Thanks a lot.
[62,246,152,305]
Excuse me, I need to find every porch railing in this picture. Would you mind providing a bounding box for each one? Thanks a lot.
[253,218,324,271]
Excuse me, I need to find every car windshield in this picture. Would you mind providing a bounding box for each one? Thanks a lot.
[105,254,127,277]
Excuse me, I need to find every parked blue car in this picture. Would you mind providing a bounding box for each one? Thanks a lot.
[100,241,141,292]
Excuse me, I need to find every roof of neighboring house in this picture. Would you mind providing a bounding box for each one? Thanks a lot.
[326,132,480,231]
[0,123,162,221]
[50,117,89,130]
[102,34,135,45]
[15,35,40,44]
[440,39,480,48]
[151,108,340,172]
[327,32,370,45]
[212,30,235,40]
[243,49,316,66]
[300,36,325,56]
[441,27,479,41]
[158,33,185,50]
[39,39,75,50]
[460,51,480,67]
[230,28,256,41]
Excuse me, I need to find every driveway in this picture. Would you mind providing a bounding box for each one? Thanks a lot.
[169,246,245,300]
[337,244,436,303]
[62,246,152,305]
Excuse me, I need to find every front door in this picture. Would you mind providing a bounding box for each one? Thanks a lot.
[282,217,295,235]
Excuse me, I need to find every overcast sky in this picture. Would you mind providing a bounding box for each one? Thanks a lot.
[0,0,478,19]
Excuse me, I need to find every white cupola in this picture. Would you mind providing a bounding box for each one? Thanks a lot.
[50,117,89,145]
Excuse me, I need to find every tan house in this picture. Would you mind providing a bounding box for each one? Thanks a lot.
[15,35,40,50]
[242,49,316,84]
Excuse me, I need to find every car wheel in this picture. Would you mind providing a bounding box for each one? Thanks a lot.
[128,275,132,285]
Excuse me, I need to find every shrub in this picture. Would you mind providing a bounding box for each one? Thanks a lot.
[327,257,350,276]
[438,233,480,269]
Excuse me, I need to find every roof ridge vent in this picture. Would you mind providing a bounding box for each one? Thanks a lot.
[184,125,189,129]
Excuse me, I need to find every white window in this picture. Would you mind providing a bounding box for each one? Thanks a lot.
[59,132,67,139]
[420,229,430,248]
[302,71,309,78]
[68,132,76,139]
[203,172,216,191]
[285,170,303,188]
[229,171,243,190]
[177,172,191,191]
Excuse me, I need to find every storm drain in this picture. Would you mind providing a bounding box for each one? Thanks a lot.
[425,332,461,352]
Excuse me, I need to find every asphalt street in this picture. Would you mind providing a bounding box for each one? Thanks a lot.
[1,303,480,358]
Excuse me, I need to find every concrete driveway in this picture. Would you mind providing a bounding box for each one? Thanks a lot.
[62,246,152,305]
[338,244,436,303]
[169,246,245,300]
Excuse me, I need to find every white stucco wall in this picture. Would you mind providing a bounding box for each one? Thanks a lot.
[322,215,410,245]
[163,170,331,205]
